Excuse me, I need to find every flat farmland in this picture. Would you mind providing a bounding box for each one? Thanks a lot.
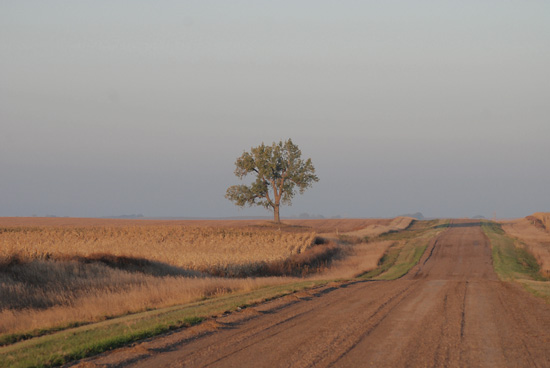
[2,217,550,368]
[74,220,550,368]
[0,217,406,343]
[0,217,392,233]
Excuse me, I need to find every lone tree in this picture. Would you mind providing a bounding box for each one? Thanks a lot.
[225,139,319,223]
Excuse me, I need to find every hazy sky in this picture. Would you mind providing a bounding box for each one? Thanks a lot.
[1,1,549,219]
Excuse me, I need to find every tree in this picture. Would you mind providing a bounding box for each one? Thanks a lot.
[225,139,319,223]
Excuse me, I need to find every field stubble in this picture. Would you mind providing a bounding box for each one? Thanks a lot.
[0,218,407,337]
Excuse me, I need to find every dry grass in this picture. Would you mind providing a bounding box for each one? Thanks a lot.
[279,218,392,233]
[0,217,391,233]
[316,240,394,279]
[531,212,550,232]
[0,217,399,337]
[0,224,314,335]
[500,214,550,277]
[0,226,316,272]
[0,267,288,334]
[339,216,414,238]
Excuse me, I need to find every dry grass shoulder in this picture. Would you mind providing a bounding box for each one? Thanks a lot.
[500,214,550,277]
[339,216,415,239]
[531,212,550,232]
[317,240,395,279]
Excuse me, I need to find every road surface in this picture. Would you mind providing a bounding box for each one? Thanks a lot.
[75,221,550,367]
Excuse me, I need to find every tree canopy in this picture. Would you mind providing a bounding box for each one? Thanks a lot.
[225,139,319,223]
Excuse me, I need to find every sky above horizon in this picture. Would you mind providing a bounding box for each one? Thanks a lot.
[1,1,549,219]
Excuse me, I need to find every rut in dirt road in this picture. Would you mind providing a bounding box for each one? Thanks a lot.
[74,221,550,368]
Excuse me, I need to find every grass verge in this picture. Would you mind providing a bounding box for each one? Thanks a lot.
[481,221,550,302]
[482,222,546,281]
[359,220,449,280]
[0,280,326,368]
[0,322,89,347]
[359,246,401,279]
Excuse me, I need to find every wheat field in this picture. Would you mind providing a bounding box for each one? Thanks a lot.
[0,218,395,336]
[0,226,316,271]
[0,225,317,334]
[0,217,392,232]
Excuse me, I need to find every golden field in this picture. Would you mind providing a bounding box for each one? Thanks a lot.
[0,226,316,272]
[0,217,400,336]
[0,217,392,232]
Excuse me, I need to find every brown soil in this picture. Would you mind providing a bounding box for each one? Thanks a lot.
[71,221,550,368]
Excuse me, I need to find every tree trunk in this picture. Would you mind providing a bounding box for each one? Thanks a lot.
[273,204,280,223]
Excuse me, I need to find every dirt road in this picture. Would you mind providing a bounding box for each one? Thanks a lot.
[77,221,550,367]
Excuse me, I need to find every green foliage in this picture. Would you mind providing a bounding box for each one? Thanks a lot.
[226,139,318,221]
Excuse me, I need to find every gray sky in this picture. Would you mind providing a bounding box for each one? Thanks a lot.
[1,1,549,219]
